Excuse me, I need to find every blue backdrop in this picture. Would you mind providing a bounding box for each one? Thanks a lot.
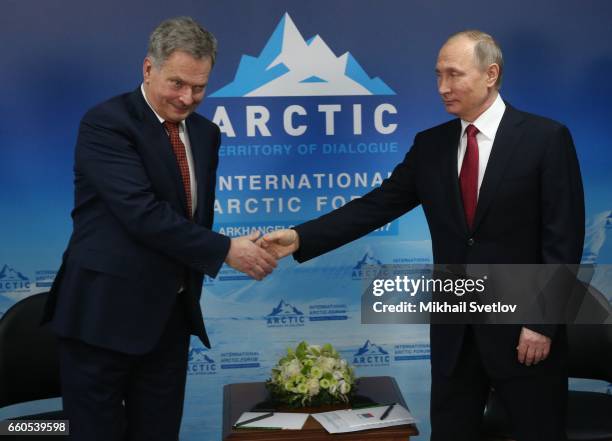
[2,1,611,439]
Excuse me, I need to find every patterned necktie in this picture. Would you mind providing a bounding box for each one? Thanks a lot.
[163,121,193,218]
[460,124,479,229]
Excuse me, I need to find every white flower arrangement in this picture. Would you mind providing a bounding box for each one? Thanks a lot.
[266,341,356,407]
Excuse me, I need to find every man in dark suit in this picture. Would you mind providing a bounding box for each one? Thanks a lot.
[43,17,276,441]
[261,30,584,440]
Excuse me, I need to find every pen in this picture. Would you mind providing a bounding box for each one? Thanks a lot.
[380,403,395,420]
[233,412,274,428]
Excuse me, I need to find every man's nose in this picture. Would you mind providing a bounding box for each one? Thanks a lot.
[438,77,450,95]
[179,89,194,106]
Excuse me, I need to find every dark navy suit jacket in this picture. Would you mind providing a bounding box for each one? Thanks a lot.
[294,105,585,378]
[44,88,230,354]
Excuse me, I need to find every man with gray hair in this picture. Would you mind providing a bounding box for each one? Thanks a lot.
[262,30,584,440]
[44,17,276,440]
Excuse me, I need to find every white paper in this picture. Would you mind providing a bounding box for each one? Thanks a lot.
[313,405,417,434]
[234,412,309,430]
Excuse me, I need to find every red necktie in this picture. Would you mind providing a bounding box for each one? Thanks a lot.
[163,121,193,218]
[460,124,479,229]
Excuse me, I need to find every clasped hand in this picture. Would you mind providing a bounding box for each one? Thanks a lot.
[224,231,277,280]
[258,228,300,259]
[223,229,300,280]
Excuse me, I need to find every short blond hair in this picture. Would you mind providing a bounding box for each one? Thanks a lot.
[448,30,503,88]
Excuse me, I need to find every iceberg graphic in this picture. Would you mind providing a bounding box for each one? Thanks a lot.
[353,253,383,271]
[267,299,304,316]
[583,210,612,264]
[354,339,389,356]
[582,210,612,305]
[189,348,215,363]
[0,264,29,281]
[210,13,395,97]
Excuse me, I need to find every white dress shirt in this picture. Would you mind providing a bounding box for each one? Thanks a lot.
[457,93,506,199]
[141,84,197,215]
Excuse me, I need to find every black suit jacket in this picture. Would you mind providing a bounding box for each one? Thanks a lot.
[44,88,230,354]
[294,104,585,378]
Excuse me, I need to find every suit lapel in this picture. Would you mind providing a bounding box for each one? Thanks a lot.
[128,88,190,216]
[441,120,469,232]
[472,105,525,232]
[185,116,212,224]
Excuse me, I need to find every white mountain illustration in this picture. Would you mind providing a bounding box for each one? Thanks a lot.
[354,252,383,270]
[582,210,612,304]
[583,210,612,264]
[210,13,394,97]
[268,299,303,316]
[355,339,389,356]
[0,264,28,281]
[188,348,214,363]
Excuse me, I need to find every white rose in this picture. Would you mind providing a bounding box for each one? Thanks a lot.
[318,356,336,372]
[283,359,302,378]
[333,370,344,380]
[307,378,320,396]
[339,381,351,395]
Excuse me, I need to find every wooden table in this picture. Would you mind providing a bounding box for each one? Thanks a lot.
[222,376,419,440]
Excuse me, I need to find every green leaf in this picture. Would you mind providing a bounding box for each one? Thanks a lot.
[295,341,308,359]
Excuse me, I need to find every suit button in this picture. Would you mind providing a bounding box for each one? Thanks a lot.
[467,238,475,246]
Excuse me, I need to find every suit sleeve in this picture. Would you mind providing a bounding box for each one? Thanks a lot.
[528,124,585,338]
[293,136,423,262]
[75,115,230,277]
[540,125,585,264]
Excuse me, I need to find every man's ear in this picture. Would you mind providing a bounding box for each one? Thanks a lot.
[486,63,500,88]
[143,57,153,84]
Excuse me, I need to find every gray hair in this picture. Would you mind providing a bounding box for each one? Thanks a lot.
[449,30,503,88]
[147,16,217,68]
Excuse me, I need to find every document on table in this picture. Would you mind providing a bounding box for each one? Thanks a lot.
[312,404,417,434]
[233,412,309,430]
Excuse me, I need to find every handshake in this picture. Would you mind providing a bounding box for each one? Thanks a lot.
[223,229,300,280]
